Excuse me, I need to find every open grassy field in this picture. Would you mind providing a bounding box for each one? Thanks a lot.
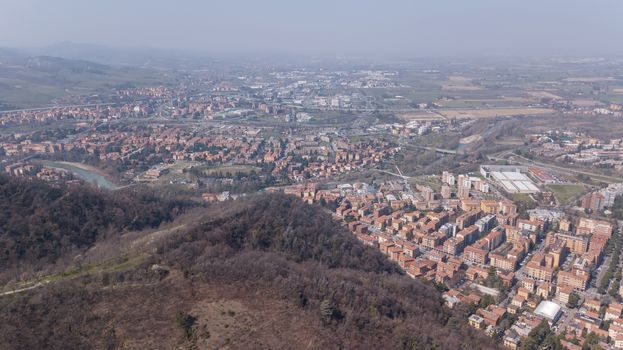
[460,134,481,144]
[438,107,555,119]
[563,77,616,82]
[438,98,530,108]
[396,111,445,121]
[441,76,483,91]
[442,84,483,91]
[203,165,260,176]
[526,91,563,100]
[349,134,374,142]
[510,193,535,204]
[546,184,585,205]
[598,94,623,103]
[494,137,525,146]
[408,175,442,192]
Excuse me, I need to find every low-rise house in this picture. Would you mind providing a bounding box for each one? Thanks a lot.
[468,314,485,329]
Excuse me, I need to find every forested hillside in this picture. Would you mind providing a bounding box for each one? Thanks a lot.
[0,191,500,349]
[0,175,193,270]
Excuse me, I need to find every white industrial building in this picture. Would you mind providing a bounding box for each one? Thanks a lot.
[534,301,563,324]
[490,171,540,194]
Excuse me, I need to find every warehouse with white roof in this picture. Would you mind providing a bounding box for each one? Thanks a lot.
[489,170,540,194]
[534,301,562,324]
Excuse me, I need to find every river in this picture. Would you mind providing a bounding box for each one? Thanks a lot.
[39,161,121,190]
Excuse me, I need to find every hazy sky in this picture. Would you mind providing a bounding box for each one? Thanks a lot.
[1,0,622,57]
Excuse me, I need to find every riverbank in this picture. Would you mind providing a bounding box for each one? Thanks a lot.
[38,160,121,190]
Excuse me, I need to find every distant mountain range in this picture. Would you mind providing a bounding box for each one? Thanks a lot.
[1,42,395,71]
[0,45,178,109]
[25,55,108,74]
[4,42,190,68]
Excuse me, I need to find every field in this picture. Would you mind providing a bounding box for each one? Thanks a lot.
[571,99,604,107]
[460,134,481,144]
[145,160,199,185]
[203,165,260,176]
[438,108,555,119]
[439,98,531,108]
[441,76,483,91]
[408,175,442,192]
[396,112,445,121]
[546,184,585,205]
[527,91,563,100]
[563,77,615,82]
[509,193,536,204]
[513,114,623,141]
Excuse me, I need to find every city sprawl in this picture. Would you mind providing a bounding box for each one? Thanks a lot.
[3,57,623,349]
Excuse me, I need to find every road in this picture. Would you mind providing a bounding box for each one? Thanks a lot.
[0,281,48,296]
[594,226,623,296]
[278,104,555,115]
[499,239,548,308]
[557,304,580,332]
[557,226,623,333]
[374,168,412,179]
[397,141,458,155]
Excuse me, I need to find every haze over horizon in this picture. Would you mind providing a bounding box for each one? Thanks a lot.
[1,0,622,58]
[4,2,623,350]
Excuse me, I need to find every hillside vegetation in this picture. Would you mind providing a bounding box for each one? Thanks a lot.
[0,182,500,349]
[0,175,193,273]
